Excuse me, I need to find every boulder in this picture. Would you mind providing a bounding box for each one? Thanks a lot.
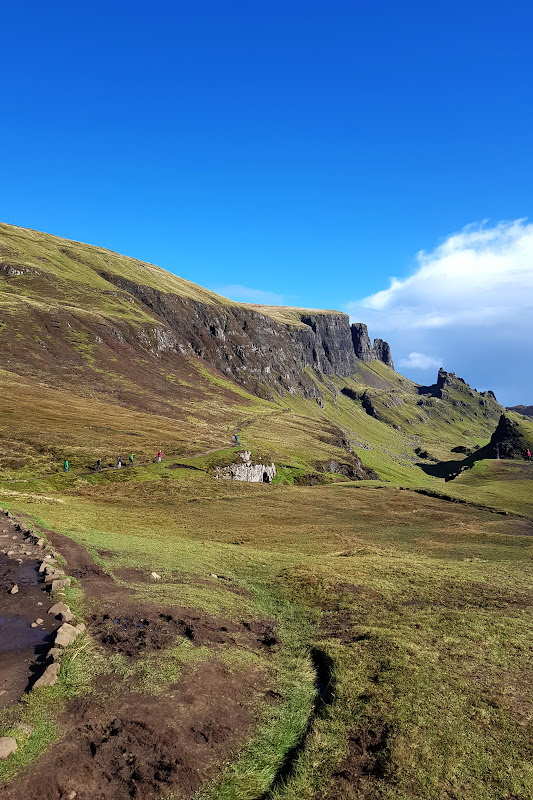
[55,623,81,647]
[51,578,71,592]
[48,602,74,622]
[151,571,161,580]
[33,662,60,689]
[43,567,64,582]
[0,737,17,760]
[9,584,19,594]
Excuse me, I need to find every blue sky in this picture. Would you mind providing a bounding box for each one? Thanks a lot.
[2,1,532,404]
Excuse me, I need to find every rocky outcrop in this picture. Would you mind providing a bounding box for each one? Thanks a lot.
[215,451,276,483]
[506,404,533,418]
[99,272,394,398]
[373,339,394,368]
[489,414,529,459]
[350,323,375,362]
[350,323,394,367]
[418,368,468,398]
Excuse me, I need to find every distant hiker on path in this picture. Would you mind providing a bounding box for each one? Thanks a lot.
[234,435,239,445]
[158,450,162,462]
[495,445,500,459]
[117,456,122,469]
[129,453,134,467]
[97,458,101,472]
[527,450,531,461]
[64,460,69,473]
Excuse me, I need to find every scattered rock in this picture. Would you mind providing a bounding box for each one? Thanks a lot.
[48,602,74,622]
[33,662,60,689]
[0,737,17,760]
[49,647,63,661]
[48,602,71,616]
[210,573,219,579]
[43,566,65,582]
[150,571,161,580]
[55,623,81,647]
[51,578,71,591]
[36,617,44,624]
[15,723,34,736]
[65,792,77,800]
[9,584,19,594]
[31,622,38,628]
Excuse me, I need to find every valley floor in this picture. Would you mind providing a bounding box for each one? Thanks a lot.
[1,458,532,800]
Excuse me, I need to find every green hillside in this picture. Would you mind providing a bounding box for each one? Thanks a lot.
[0,222,509,485]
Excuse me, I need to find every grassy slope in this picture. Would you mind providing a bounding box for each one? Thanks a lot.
[1,472,532,799]
[0,221,229,305]
[0,222,505,486]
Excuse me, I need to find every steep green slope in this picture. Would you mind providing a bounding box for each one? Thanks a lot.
[0,222,507,487]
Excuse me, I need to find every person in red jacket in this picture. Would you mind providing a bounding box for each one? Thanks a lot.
[157,449,162,463]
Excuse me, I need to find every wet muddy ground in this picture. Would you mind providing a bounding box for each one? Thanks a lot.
[0,518,62,707]
[1,514,281,800]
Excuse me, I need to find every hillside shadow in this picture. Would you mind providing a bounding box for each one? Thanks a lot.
[417,441,495,481]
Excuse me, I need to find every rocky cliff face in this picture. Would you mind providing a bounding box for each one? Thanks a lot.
[100,273,394,398]
[373,339,394,369]
[350,323,394,367]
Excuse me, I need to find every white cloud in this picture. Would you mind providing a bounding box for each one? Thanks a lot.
[214,284,284,305]
[398,352,442,370]
[346,220,533,405]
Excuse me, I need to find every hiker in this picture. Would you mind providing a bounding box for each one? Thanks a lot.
[129,452,134,467]
[117,456,122,469]
[64,459,69,473]
[97,458,101,473]
[495,445,500,459]
[157,449,162,463]
[527,449,531,461]
[234,434,239,445]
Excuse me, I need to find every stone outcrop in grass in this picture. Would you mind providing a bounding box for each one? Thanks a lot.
[215,451,276,483]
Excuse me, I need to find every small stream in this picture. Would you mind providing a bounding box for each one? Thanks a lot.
[0,615,49,653]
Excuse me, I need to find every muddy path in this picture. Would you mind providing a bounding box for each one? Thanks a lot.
[1,516,281,800]
[0,516,63,708]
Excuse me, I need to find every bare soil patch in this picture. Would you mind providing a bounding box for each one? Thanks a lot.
[320,723,392,799]
[3,659,257,800]
[91,609,278,658]
[2,522,279,799]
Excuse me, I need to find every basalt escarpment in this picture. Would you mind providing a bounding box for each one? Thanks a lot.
[99,272,394,399]
[351,323,394,368]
